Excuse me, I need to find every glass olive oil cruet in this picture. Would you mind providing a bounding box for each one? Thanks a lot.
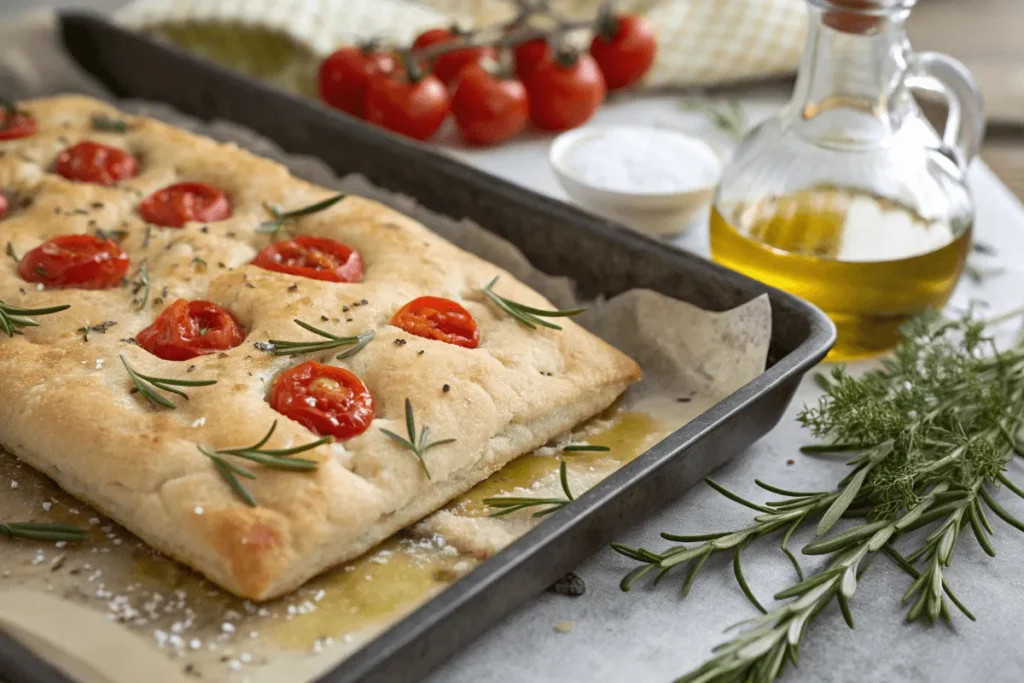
[710,0,984,360]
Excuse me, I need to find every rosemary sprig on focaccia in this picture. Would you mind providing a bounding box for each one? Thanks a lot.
[0,299,71,337]
[1,522,88,542]
[482,277,586,330]
[120,354,217,409]
[91,114,129,133]
[130,261,150,310]
[256,320,375,360]
[200,420,330,506]
[484,460,576,517]
[257,193,346,236]
[380,398,456,479]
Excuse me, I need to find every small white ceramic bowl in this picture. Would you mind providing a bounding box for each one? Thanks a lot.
[549,124,722,236]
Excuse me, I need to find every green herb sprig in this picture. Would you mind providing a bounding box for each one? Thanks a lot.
[131,262,150,310]
[1,522,88,542]
[484,460,576,517]
[200,420,329,506]
[0,299,71,337]
[120,354,216,409]
[380,398,455,479]
[257,194,346,236]
[91,114,129,133]
[682,95,747,141]
[482,277,586,330]
[615,309,1024,683]
[0,98,27,132]
[563,444,610,453]
[257,320,375,360]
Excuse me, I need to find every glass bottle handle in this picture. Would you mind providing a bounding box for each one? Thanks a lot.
[905,51,986,170]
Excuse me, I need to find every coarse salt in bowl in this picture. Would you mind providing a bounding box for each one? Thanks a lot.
[550,124,722,236]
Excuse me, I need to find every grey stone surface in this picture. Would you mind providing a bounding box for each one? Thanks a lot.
[3,2,1024,682]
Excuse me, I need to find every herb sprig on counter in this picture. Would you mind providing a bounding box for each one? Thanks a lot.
[120,354,217,409]
[482,277,586,330]
[257,194,346,236]
[200,420,329,507]
[257,320,375,360]
[0,299,71,337]
[1,522,89,542]
[380,398,455,479]
[484,460,576,518]
[614,309,1024,683]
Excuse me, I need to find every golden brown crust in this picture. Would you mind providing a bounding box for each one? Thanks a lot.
[0,95,641,600]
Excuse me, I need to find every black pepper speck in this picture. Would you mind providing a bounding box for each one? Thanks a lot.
[442,384,450,393]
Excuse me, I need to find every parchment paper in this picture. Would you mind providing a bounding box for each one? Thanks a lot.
[0,11,771,683]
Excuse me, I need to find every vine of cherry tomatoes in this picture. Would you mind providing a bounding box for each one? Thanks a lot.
[316,11,656,146]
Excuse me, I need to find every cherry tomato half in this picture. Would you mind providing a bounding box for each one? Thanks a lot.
[0,193,8,221]
[54,142,138,186]
[413,27,497,86]
[525,52,606,132]
[318,46,396,118]
[0,106,37,141]
[270,361,375,440]
[136,299,246,361]
[18,234,129,289]
[365,70,450,141]
[451,64,529,146]
[252,235,363,283]
[589,13,657,91]
[514,38,553,79]
[138,182,232,228]
[392,296,480,349]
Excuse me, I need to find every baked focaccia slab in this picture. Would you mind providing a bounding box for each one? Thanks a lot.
[0,95,640,601]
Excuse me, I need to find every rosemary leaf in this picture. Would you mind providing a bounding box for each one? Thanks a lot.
[562,444,611,452]
[484,460,575,518]
[0,522,88,542]
[257,194,345,235]
[258,320,375,360]
[482,277,586,331]
[5,242,17,262]
[131,262,150,310]
[91,114,129,133]
[0,299,71,337]
[120,354,216,409]
[379,398,455,479]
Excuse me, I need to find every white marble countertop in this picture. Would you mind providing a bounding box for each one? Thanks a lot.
[4,2,1024,681]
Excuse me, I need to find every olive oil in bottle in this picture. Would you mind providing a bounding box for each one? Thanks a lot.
[710,188,971,361]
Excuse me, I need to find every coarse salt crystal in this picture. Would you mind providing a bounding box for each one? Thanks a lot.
[10,480,17,489]
[192,417,206,428]
[42,502,52,511]
[194,506,204,516]
[222,622,236,634]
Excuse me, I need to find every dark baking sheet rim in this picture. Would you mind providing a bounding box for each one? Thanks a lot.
[0,12,836,683]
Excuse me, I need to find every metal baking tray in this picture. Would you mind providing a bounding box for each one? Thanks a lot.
[0,12,835,683]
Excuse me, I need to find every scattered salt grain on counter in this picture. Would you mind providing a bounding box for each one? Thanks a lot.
[560,126,719,195]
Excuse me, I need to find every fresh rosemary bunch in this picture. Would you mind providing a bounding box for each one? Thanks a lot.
[615,309,1024,682]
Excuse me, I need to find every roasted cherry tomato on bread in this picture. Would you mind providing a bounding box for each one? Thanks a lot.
[450,64,529,146]
[524,51,606,132]
[252,235,363,283]
[589,13,657,90]
[392,296,480,349]
[138,182,232,228]
[136,299,246,361]
[513,38,553,79]
[270,361,375,440]
[18,234,129,289]
[318,45,396,118]
[54,141,138,186]
[413,27,497,86]
[365,69,450,141]
[0,105,37,141]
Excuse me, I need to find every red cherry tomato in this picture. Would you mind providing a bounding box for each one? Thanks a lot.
[413,27,497,86]
[18,234,129,289]
[136,299,246,361]
[525,53,606,132]
[450,64,528,146]
[270,361,375,440]
[0,193,8,220]
[365,70,450,141]
[392,296,480,349]
[514,38,553,79]
[54,142,138,186]
[0,106,37,141]
[318,46,396,118]
[138,182,232,228]
[252,235,363,283]
[589,14,657,90]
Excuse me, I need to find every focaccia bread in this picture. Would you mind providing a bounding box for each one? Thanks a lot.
[0,95,640,601]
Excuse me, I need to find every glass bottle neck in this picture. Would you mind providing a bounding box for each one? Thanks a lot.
[784,5,916,146]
